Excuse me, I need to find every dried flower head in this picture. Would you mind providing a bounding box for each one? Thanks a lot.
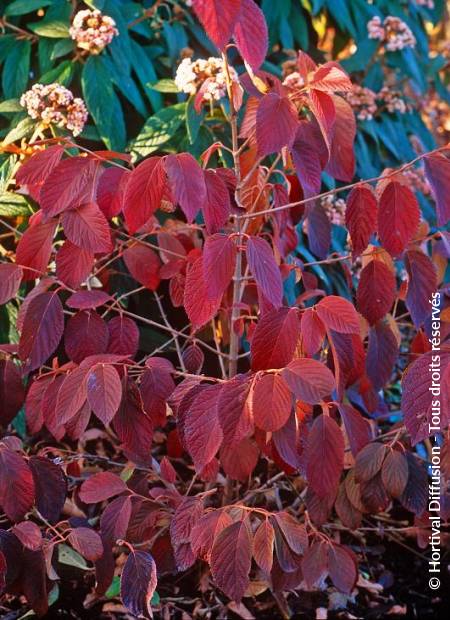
[20,83,88,136]
[174,57,238,104]
[367,15,416,51]
[282,71,305,91]
[69,9,118,55]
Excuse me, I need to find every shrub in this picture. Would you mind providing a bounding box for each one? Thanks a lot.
[0,0,449,618]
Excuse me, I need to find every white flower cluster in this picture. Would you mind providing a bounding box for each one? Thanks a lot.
[69,9,118,55]
[321,195,347,226]
[367,16,416,51]
[345,85,378,121]
[282,71,305,90]
[20,83,88,136]
[174,57,238,103]
[416,0,434,8]
[346,84,410,120]
[378,86,409,114]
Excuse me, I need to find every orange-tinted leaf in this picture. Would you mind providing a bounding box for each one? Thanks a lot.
[251,373,292,432]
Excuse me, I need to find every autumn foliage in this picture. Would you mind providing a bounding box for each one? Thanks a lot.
[0,0,449,618]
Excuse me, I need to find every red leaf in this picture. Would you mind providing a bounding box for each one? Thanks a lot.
[345,185,378,257]
[40,157,100,218]
[65,310,109,363]
[233,0,268,69]
[203,234,237,300]
[381,450,409,498]
[423,151,450,226]
[307,89,335,152]
[0,448,35,522]
[184,384,223,472]
[310,63,353,93]
[220,437,259,481]
[251,307,300,371]
[100,495,132,545]
[19,291,64,372]
[378,181,420,257]
[123,243,161,291]
[0,358,25,426]
[291,120,327,197]
[182,343,204,374]
[192,0,241,49]
[217,375,252,445]
[356,260,396,325]
[165,153,206,223]
[184,256,221,328]
[29,456,67,523]
[366,322,398,390]
[251,373,292,432]
[140,365,175,427]
[120,550,157,619]
[12,521,42,551]
[302,539,328,588]
[256,93,298,157]
[338,404,372,457]
[80,472,127,503]
[191,511,233,561]
[325,95,355,182]
[87,364,122,425]
[16,215,57,281]
[62,202,113,254]
[56,366,89,424]
[0,263,22,305]
[55,241,94,289]
[401,348,450,445]
[328,543,358,594]
[107,316,140,357]
[113,380,153,464]
[305,201,331,258]
[68,527,103,561]
[300,308,326,355]
[253,519,274,573]
[202,170,231,233]
[354,442,387,482]
[404,249,437,328]
[305,414,344,497]
[170,497,203,569]
[316,296,360,334]
[16,145,64,188]
[211,519,253,602]
[66,290,111,310]
[281,358,335,404]
[97,166,128,219]
[272,512,308,554]
[246,236,283,308]
[123,157,165,233]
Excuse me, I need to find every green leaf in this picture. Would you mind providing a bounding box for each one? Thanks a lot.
[0,193,32,217]
[151,591,160,606]
[57,544,89,570]
[40,60,74,86]
[0,99,22,113]
[29,20,70,38]
[51,38,74,61]
[2,39,31,98]
[2,117,35,146]
[5,0,53,16]
[131,103,186,160]
[186,97,204,144]
[150,79,179,93]
[12,408,27,440]
[82,55,126,150]
[105,575,121,598]
[48,584,60,607]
